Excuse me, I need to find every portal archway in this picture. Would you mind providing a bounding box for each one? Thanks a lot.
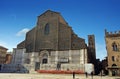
[39,50,49,64]
[42,53,48,64]
[111,64,118,76]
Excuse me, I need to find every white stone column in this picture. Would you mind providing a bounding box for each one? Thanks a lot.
[29,52,38,73]
[31,52,35,65]
[48,53,50,64]
[29,52,34,73]
[84,49,88,63]
[80,49,84,64]
[69,50,72,63]
[55,51,58,64]
[34,53,39,62]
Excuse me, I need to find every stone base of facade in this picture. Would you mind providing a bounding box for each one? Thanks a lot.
[24,63,85,73]
[23,49,90,73]
[40,64,84,71]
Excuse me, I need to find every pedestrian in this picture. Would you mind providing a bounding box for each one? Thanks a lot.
[57,62,61,70]
[100,70,102,77]
[73,71,75,79]
[91,71,93,79]
[85,72,88,78]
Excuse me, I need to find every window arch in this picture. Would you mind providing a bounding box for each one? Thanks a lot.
[112,42,118,51]
[42,53,48,64]
[112,56,115,61]
[112,64,117,67]
[44,23,49,35]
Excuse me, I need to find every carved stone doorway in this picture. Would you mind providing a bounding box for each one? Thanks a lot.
[39,50,49,64]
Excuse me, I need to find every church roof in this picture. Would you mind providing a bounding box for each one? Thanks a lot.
[38,10,60,17]
[38,10,68,25]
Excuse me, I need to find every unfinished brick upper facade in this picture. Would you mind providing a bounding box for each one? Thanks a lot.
[17,10,87,52]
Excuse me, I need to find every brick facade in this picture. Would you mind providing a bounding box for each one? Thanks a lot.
[17,10,86,52]
[16,10,95,72]
[0,46,8,64]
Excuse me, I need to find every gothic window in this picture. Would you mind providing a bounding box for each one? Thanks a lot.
[112,42,118,51]
[44,23,49,35]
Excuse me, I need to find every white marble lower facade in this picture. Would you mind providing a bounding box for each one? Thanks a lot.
[12,48,26,65]
[23,49,88,72]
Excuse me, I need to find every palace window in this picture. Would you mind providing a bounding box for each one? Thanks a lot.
[112,42,118,51]
[112,56,115,61]
[44,23,49,35]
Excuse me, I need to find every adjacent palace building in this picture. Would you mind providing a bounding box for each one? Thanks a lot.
[105,30,120,76]
[0,46,8,64]
[16,10,96,72]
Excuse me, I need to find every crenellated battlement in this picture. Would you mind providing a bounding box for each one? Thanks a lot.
[105,29,120,37]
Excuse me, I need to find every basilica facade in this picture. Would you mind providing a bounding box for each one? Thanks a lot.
[16,10,95,72]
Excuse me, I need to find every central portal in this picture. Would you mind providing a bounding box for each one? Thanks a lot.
[39,50,49,64]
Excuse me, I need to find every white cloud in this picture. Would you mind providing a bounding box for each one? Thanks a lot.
[16,28,30,36]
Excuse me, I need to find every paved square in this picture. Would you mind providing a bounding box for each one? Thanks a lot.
[0,73,119,79]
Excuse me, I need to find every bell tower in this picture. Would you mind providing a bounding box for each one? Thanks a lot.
[88,35,96,62]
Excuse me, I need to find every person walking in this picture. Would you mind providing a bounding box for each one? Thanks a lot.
[91,71,93,79]
[85,72,88,78]
[73,72,75,79]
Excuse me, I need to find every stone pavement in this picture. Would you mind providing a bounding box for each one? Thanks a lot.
[0,73,119,79]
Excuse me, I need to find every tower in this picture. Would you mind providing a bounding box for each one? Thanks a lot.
[88,35,96,62]
[105,29,120,76]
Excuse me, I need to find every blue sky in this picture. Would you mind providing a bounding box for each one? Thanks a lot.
[0,0,120,60]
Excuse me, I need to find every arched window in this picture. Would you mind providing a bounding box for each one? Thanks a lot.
[112,64,117,67]
[112,42,118,51]
[112,56,115,61]
[42,53,48,64]
[44,23,49,35]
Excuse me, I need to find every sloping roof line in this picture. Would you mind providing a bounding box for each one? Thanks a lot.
[38,10,68,25]
[0,46,8,50]
[38,10,60,17]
